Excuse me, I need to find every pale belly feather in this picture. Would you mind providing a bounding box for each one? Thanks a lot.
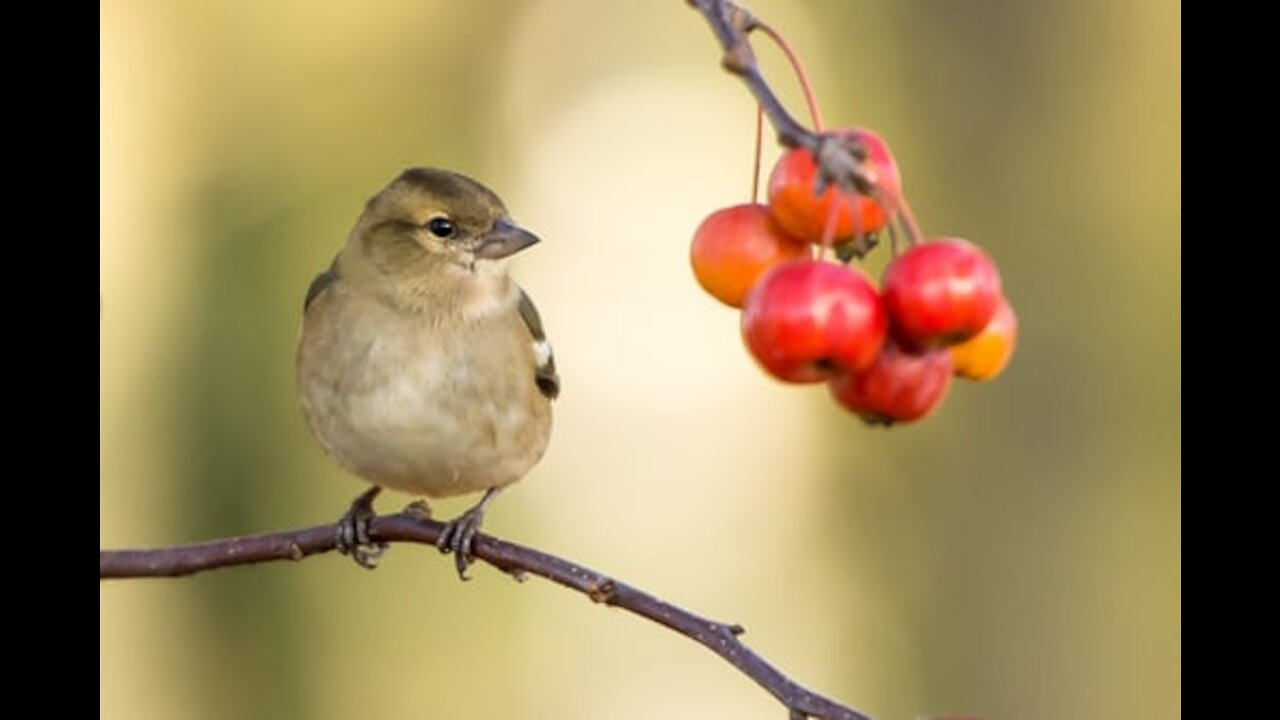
[298,288,552,498]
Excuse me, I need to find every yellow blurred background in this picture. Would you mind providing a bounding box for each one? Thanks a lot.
[100,1,1180,718]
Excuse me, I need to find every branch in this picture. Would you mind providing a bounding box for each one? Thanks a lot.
[686,0,877,196]
[103,5,888,718]
[101,511,871,720]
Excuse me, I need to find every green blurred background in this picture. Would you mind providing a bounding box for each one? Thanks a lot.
[100,1,1180,718]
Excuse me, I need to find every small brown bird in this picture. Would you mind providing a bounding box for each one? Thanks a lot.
[297,168,558,577]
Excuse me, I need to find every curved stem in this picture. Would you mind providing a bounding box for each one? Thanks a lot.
[817,196,840,260]
[752,103,764,203]
[896,195,924,247]
[752,21,825,132]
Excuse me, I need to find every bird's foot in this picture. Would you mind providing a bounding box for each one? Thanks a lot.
[336,486,386,569]
[436,507,486,580]
[436,488,501,581]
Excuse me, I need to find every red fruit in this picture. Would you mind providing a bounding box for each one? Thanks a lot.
[829,340,953,425]
[883,238,1002,348]
[950,295,1018,381]
[767,127,902,244]
[742,261,887,384]
[690,204,811,308]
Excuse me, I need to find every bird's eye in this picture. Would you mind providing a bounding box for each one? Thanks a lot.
[426,217,455,238]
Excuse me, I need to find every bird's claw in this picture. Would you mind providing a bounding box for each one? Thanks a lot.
[436,506,487,580]
[336,487,386,569]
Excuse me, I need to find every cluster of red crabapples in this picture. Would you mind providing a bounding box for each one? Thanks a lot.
[690,125,1018,426]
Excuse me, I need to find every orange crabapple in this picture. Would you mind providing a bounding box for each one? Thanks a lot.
[767,127,902,246]
[949,294,1018,381]
[690,204,811,308]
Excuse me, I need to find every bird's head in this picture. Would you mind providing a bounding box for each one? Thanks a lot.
[339,168,540,309]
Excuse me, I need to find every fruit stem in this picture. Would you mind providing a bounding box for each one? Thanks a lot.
[816,198,840,261]
[751,21,824,131]
[817,184,843,260]
[751,103,764,203]
[896,196,924,247]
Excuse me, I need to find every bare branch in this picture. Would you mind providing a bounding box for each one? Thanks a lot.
[101,511,870,720]
[686,0,877,196]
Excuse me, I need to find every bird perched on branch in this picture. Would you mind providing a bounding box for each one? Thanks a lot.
[297,168,558,578]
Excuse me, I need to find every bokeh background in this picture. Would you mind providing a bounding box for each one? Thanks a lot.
[100,1,1180,718]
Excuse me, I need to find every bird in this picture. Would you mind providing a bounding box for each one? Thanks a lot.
[297,167,558,578]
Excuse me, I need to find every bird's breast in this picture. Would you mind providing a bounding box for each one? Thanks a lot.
[298,288,552,497]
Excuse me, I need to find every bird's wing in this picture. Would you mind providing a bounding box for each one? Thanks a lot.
[517,289,560,400]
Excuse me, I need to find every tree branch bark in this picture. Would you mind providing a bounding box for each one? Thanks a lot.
[101,511,871,720]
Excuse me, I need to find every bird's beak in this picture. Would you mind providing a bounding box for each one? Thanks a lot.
[475,219,540,260]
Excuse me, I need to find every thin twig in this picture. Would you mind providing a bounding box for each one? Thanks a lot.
[687,0,876,197]
[101,512,870,720]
